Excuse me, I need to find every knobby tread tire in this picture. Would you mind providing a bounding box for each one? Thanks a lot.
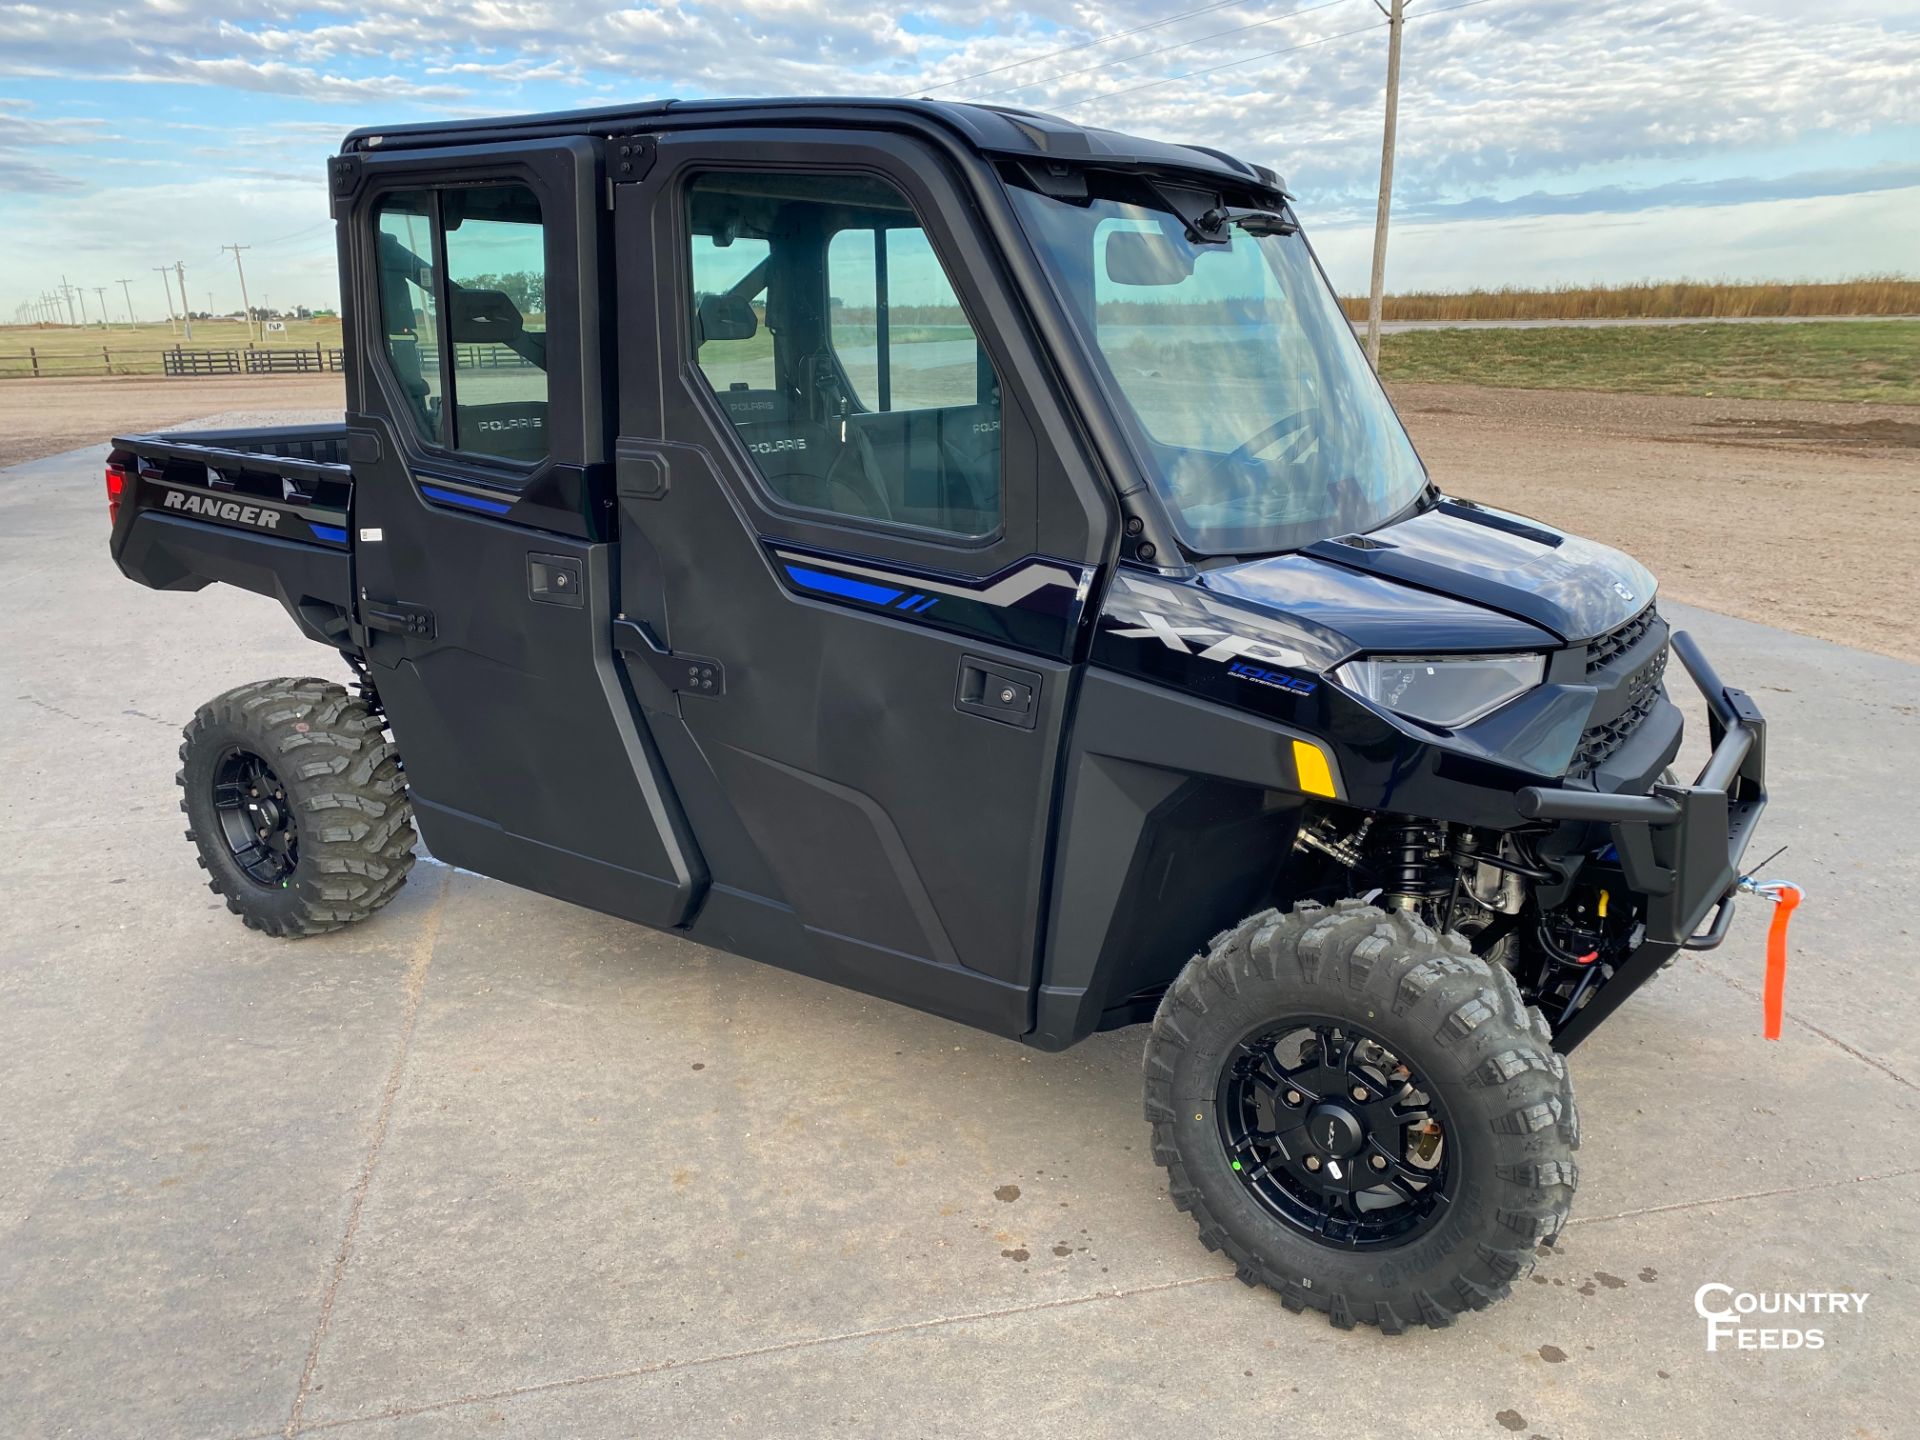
[1143,899,1578,1332]
[178,677,416,938]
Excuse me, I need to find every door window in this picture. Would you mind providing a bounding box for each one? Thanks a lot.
[443,185,549,463]
[371,182,550,466]
[691,234,775,413]
[687,171,1001,539]
[828,227,983,412]
[374,193,446,446]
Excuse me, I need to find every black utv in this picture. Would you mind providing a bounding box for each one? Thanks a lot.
[107,97,1769,1333]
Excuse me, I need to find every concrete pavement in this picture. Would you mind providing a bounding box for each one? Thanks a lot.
[2,435,1915,1438]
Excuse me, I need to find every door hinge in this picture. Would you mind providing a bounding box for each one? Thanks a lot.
[361,596,436,640]
[614,618,724,697]
[608,136,657,184]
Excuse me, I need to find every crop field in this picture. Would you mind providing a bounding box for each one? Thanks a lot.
[1339,276,1920,322]
[1375,319,1920,404]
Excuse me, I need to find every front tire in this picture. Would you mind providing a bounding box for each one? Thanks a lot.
[1143,899,1577,1332]
[179,678,416,937]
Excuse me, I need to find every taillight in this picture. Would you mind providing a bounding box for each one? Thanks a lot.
[104,462,126,524]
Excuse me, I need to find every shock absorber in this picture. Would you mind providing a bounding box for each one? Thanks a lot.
[1382,821,1441,912]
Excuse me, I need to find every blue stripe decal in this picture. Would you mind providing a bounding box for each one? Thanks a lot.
[421,483,513,516]
[309,523,348,544]
[785,564,903,606]
[912,596,939,613]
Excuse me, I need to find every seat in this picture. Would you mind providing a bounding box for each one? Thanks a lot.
[847,402,1000,534]
[729,417,892,522]
[716,387,788,426]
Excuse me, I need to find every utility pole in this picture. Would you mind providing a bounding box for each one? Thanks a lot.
[222,244,257,342]
[93,286,110,326]
[75,284,89,326]
[59,276,77,325]
[173,261,193,340]
[153,267,179,335]
[117,278,138,325]
[1364,0,1406,367]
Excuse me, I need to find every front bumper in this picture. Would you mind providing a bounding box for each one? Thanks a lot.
[1514,631,1768,1050]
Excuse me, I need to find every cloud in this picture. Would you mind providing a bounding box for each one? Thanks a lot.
[0,155,86,193]
[1402,163,1920,221]
[1309,184,1920,289]
[2,2,1917,308]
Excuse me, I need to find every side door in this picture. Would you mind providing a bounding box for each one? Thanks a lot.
[610,129,1116,1036]
[335,139,703,927]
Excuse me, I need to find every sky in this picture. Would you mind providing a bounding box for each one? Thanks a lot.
[2,0,1917,320]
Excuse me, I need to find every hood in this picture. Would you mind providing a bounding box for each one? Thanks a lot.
[1284,498,1655,644]
[1202,547,1559,659]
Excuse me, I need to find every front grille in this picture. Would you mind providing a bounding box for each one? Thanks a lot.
[1586,603,1659,674]
[1571,643,1669,776]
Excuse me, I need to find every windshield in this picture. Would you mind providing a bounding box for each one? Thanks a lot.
[1009,176,1428,555]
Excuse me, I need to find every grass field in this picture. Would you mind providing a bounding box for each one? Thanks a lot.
[1340,276,1919,322]
[0,317,345,377]
[1379,320,1920,404]
[8,314,1919,405]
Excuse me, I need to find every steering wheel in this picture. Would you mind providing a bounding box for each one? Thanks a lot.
[1224,409,1317,469]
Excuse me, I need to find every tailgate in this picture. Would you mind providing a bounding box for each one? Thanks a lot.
[108,427,358,646]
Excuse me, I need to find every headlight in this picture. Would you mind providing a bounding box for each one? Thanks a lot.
[1335,653,1545,728]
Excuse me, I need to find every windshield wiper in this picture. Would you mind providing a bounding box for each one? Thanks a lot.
[1192,205,1299,241]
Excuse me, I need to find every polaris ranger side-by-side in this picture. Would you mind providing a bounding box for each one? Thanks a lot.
[108,98,1773,1332]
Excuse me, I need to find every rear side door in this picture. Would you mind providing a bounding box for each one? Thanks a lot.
[333,139,703,927]
[610,127,1116,1035]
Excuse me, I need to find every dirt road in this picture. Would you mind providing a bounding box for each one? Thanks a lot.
[1391,383,1920,662]
[5,373,1913,660]
[0,374,344,468]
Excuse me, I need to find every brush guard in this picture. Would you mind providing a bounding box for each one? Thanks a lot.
[1514,631,1769,1051]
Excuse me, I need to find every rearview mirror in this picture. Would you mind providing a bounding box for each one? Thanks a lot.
[1104,229,1195,287]
[696,292,758,344]
[447,287,525,345]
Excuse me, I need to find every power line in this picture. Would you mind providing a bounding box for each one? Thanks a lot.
[1053,0,1499,111]
[979,0,1358,102]
[910,0,1262,98]
[252,219,334,248]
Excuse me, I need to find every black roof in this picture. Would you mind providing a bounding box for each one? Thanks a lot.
[340,96,1278,190]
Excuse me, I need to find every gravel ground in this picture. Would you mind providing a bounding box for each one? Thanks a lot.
[7,373,1913,660]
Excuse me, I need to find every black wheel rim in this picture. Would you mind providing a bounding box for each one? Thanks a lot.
[212,749,298,888]
[1216,1016,1455,1250]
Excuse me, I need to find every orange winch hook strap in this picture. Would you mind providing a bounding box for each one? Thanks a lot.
[1762,884,1801,1041]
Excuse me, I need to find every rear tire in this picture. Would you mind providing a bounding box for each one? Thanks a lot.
[1143,899,1578,1332]
[179,678,416,937]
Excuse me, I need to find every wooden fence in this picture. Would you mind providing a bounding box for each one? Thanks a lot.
[0,344,346,379]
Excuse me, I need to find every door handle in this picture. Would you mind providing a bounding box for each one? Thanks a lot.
[955,656,1041,730]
